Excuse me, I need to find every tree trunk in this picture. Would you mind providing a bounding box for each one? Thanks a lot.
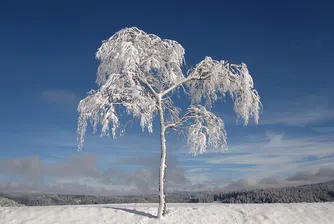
[157,97,167,219]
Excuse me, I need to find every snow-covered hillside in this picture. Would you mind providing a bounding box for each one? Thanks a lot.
[1,203,333,224]
[0,197,24,207]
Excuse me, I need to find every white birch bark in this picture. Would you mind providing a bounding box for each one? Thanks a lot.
[157,95,167,218]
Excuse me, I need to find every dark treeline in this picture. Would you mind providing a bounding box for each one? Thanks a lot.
[0,180,333,206]
[0,192,210,206]
[214,180,334,203]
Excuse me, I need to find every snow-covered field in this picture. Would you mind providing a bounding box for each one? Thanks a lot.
[1,203,333,224]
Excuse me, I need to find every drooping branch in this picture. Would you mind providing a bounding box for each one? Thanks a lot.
[78,26,261,154]
[165,110,194,129]
[188,57,262,125]
[160,58,227,98]
[77,73,158,151]
[167,105,228,155]
[163,57,261,133]
[77,27,262,219]
[161,97,181,125]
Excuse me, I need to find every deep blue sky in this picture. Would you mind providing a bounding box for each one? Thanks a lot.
[0,0,333,194]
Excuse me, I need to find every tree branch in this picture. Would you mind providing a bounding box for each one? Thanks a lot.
[161,76,193,97]
[137,76,159,100]
[165,112,197,129]
[161,72,214,97]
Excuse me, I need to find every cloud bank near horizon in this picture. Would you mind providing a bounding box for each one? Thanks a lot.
[0,153,333,195]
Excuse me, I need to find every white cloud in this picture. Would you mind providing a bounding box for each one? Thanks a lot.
[0,153,194,195]
[183,131,334,180]
[185,168,209,173]
[225,166,334,191]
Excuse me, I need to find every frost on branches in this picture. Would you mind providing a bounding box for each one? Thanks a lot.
[77,27,261,218]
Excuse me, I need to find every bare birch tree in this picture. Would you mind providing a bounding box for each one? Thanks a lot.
[77,27,261,218]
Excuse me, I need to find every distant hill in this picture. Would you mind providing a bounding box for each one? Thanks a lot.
[0,197,24,207]
[0,180,333,206]
[214,180,334,203]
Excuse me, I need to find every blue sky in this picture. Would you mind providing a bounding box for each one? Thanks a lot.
[0,0,333,194]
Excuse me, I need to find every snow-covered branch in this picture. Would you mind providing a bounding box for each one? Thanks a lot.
[78,27,261,153]
[165,110,194,129]
[77,73,157,151]
[77,27,262,218]
[188,56,261,125]
[95,27,186,91]
[165,106,228,155]
[185,105,227,155]
[136,76,159,100]
[161,76,193,97]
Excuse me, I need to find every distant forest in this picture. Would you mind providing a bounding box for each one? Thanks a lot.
[1,180,333,206]
[213,180,334,203]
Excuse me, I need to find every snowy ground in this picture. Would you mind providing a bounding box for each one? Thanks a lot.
[1,203,333,224]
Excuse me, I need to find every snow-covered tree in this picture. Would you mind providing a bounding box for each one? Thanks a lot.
[77,27,261,218]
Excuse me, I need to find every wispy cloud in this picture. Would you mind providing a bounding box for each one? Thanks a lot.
[312,126,334,134]
[40,89,80,107]
[182,131,334,181]
[261,93,334,126]
[262,109,334,126]
[225,167,334,191]
[185,168,209,173]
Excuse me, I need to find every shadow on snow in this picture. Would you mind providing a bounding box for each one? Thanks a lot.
[103,206,157,219]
